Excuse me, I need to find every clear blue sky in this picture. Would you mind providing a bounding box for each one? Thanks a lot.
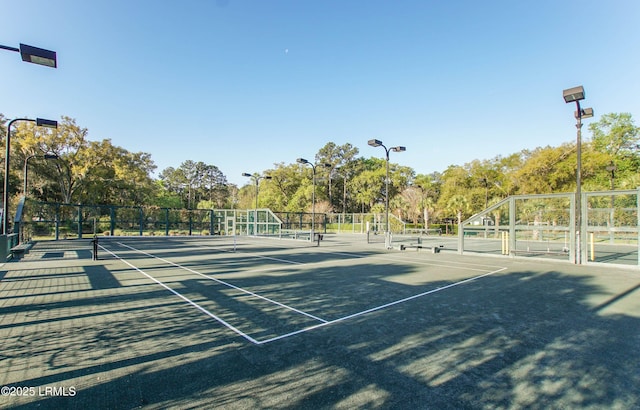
[2,0,639,187]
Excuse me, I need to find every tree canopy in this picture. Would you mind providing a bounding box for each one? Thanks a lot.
[2,113,638,225]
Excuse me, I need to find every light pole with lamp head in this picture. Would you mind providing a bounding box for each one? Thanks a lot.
[296,158,331,237]
[0,43,57,67]
[1,41,57,236]
[242,172,272,235]
[368,139,406,248]
[3,118,58,235]
[606,161,617,244]
[563,85,593,264]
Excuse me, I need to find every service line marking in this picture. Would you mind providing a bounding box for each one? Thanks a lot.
[115,242,328,323]
[100,246,260,345]
[256,266,507,344]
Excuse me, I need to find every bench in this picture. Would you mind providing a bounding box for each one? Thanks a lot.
[400,243,444,253]
[10,243,32,258]
[510,249,569,256]
[280,230,311,240]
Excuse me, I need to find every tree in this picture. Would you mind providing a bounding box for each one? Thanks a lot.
[11,116,157,206]
[589,113,640,190]
[589,113,640,157]
[350,168,385,212]
[510,144,578,194]
[158,161,228,209]
[447,194,470,225]
[315,142,359,209]
[257,163,306,211]
[399,186,422,224]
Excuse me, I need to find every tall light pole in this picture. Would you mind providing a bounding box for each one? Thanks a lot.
[296,158,331,236]
[0,43,57,67]
[563,85,593,264]
[1,42,57,235]
[242,172,272,235]
[606,161,617,244]
[368,139,406,248]
[605,161,617,191]
[24,154,59,196]
[3,118,58,234]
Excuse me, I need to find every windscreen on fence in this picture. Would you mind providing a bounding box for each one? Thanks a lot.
[20,201,285,240]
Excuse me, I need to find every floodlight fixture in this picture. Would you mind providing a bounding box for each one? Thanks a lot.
[563,86,585,103]
[241,172,252,177]
[36,118,58,128]
[296,158,310,165]
[391,146,406,152]
[43,154,59,160]
[575,107,594,119]
[0,43,57,68]
[368,139,383,147]
[605,162,617,173]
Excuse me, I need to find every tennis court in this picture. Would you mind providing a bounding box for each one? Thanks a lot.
[1,234,639,409]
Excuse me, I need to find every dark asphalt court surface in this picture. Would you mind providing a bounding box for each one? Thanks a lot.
[1,234,638,409]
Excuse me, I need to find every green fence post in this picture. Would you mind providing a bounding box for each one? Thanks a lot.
[110,206,115,236]
[55,204,60,240]
[165,208,169,236]
[77,205,83,239]
[139,207,144,236]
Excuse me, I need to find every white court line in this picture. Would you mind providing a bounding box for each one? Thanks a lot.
[257,266,507,344]
[114,242,328,323]
[104,240,507,345]
[209,246,303,265]
[100,246,260,345]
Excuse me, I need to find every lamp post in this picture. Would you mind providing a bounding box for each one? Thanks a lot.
[296,158,331,236]
[3,118,58,235]
[0,43,57,67]
[242,172,272,235]
[24,154,59,196]
[606,161,617,243]
[563,85,593,264]
[605,161,616,191]
[368,139,406,248]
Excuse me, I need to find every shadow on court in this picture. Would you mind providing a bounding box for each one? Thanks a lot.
[1,240,639,409]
